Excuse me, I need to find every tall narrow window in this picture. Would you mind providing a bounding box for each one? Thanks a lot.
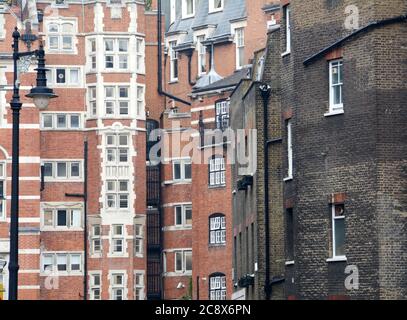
[111,225,124,254]
[209,214,226,245]
[197,35,206,75]
[90,274,101,300]
[209,273,226,300]
[111,273,125,300]
[137,85,145,116]
[0,163,5,220]
[329,60,344,112]
[209,0,223,13]
[331,204,345,258]
[134,224,143,256]
[215,100,230,130]
[89,87,97,116]
[92,225,102,254]
[170,0,176,24]
[235,28,245,69]
[136,38,145,73]
[209,156,226,187]
[169,41,178,81]
[286,208,294,262]
[89,39,97,70]
[106,133,129,165]
[286,120,293,179]
[135,272,144,300]
[283,5,291,54]
[182,0,195,18]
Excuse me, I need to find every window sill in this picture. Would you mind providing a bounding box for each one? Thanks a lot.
[163,180,192,185]
[169,80,179,84]
[208,184,226,189]
[326,256,347,263]
[324,109,344,117]
[285,260,295,266]
[281,51,291,57]
[283,176,293,182]
[209,243,226,248]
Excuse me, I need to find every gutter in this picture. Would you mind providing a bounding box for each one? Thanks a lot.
[304,14,407,66]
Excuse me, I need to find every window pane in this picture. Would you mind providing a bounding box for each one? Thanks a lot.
[119,181,128,192]
[71,162,80,177]
[119,135,128,146]
[118,39,128,52]
[70,255,81,271]
[184,163,192,179]
[44,163,53,177]
[175,252,183,271]
[119,149,128,162]
[44,210,53,226]
[43,114,53,128]
[105,56,114,68]
[62,23,74,33]
[48,24,58,33]
[56,69,66,83]
[173,163,181,180]
[57,114,67,128]
[119,102,128,115]
[71,209,81,228]
[185,207,192,225]
[119,87,128,98]
[105,39,114,51]
[119,195,128,208]
[70,115,80,128]
[175,206,182,225]
[119,55,128,69]
[185,252,192,271]
[57,255,67,271]
[70,69,79,84]
[57,163,67,177]
[335,218,345,256]
[57,210,67,226]
[49,36,59,49]
[62,36,73,50]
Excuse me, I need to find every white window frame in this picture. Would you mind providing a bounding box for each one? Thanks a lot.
[89,272,102,300]
[209,0,224,13]
[110,273,126,300]
[106,180,129,210]
[197,35,206,76]
[174,204,192,227]
[134,271,145,300]
[285,120,293,180]
[88,38,97,71]
[41,253,83,275]
[46,67,81,87]
[136,37,145,74]
[41,207,83,230]
[41,113,82,130]
[172,159,192,182]
[209,156,226,187]
[46,19,77,53]
[134,224,144,257]
[169,41,179,82]
[235,27,245,70]
[88,86,97,117]
[329,59,344,113]
[182,0,195,19]
[282,5,291,55]
[104,86,131,117]
[91,225,102,255]
[215,100,230,130]
[174,250,192,273]
[331,204,346,259]
[111,225,125,255]
[105,133,130,165]
[137,85,145,117]
[42,160,83,181]
[0,162,6,221]
[209,215,226,245]
[170,0,176,24]
[209,274,226,300]
[104,38,129,71]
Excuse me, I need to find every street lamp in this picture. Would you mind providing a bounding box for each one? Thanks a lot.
[8,27,57,301]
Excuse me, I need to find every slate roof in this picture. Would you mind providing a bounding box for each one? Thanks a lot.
[166,0,247,47]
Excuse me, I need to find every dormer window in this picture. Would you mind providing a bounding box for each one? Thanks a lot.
[182,0,195,19]
[209,0,223,13]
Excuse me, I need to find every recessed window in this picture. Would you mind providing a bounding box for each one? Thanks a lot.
[175,250,192,273]
[235,28,245,69]
[209,0,223,13]
[134,224,144,256]
[209,273,226,300]
[41,253,83,274]
[46,67,81,86]
[111,273,125,300]
[182,0,195,18]
[42,207,83,229]
[111,225,125,254]
[47,21,76,52]
[172,159,192,182]
[106,133,130,164]
[331,204,346,258]
[42,161,83,181]
[209,214,226,245]
[136,38,145,74]
[174,205,192,227]
[197,35,206,75]
[104,38,129,70]
[209,155,226,187]
[329,59,344,112]
[88,87,97,116]
[104,86,130,117]
[106,180,129,210]
[41,113,82,130]
[169,41,178,82]
[134,272,144,300]
[137,85,145,116]
[215,100,230,130]
[89,39,97,70]
[90,273,101,300]
[91,225,102,254]
[283,5,291,55]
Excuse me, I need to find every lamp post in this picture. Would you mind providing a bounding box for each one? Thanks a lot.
[8,27,57,301]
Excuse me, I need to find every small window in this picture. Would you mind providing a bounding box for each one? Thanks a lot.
[331,204,345,258]
[92,225,102,254]
[235,28,245,69]
[90,274,101,300]
[209,0,223,13]
[134,224,143,256]
[215,100,230,130]
[174,205,192,227]
[286,120,293,179]
[283,5,291,54]
[172,160,192,182]
[169,41,178,81]
[197,35,206,75]
[174,250,192,273]
[182,0,195,18]
[329,60,344,112]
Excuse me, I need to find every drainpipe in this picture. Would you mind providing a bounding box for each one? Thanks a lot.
[186,49,196,86]
[157,0,191,106]
[259,83,271,300]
